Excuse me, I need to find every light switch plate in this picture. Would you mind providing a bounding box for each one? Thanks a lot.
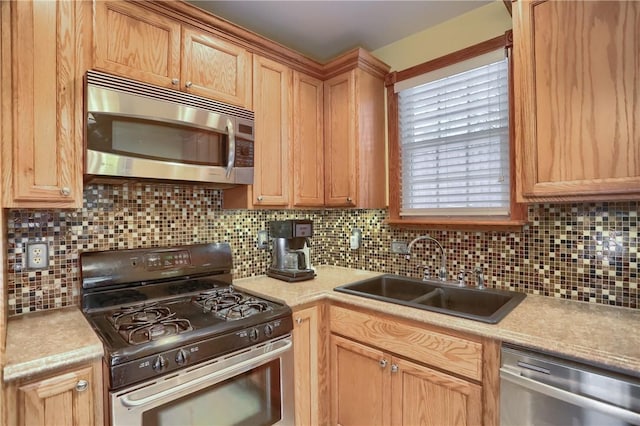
[257,230,269,249]
[26,241,49,269]
[391,241,408,254]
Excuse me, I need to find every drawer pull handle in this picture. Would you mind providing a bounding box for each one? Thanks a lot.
[171,78,179,85]
[75,380,89,392]
[60,187,71,196]
[185,81,193,88]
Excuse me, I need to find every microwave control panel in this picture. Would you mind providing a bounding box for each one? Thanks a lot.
[234,139,254,167]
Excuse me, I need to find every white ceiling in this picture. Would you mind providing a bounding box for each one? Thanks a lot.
[187,1,492,62]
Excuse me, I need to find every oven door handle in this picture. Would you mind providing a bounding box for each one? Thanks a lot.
[119,339,292,408]
[500,368,640,425]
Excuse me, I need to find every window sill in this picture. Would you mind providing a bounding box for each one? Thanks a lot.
[385,217,528,232]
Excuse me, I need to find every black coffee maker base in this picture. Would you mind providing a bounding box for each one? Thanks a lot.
[267,269,316,282]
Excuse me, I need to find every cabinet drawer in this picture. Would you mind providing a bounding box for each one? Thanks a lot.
[330,305,483,381]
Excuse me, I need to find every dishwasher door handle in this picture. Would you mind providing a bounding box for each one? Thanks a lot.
[500,369,640,425]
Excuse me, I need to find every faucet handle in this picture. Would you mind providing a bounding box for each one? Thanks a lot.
[417,265,430,280]
[473,266,485,289]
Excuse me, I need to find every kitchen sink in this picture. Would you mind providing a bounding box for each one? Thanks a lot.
[334,274,526,324]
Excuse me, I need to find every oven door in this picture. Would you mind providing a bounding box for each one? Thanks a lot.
[111,335,294,426]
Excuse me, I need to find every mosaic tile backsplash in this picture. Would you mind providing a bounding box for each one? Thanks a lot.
[5,184,639,315]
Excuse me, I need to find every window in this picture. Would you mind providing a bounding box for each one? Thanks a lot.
[386,33,525,227]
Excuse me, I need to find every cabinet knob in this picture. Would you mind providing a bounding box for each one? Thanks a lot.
[60,187,71,196]
[379,359,388,368]
[346,197,352,203]
[391,364,399,373]
[75,380,89,392]
[171,78,179,86]
[185,81,193,88]
[257,196,263,202]
[296,317,303,325]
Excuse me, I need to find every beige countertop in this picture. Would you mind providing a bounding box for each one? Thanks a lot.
[4,266,639,381]
[3,307,103,382]
[236,265,640,377]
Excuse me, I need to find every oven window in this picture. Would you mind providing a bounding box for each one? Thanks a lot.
[141,359,282,426]
[87,113,227,167]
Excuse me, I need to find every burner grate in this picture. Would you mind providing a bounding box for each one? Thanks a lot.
[193,287,273,320]
[109,303,193,345]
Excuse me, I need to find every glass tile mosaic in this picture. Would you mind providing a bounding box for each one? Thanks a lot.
[5,184,639,315]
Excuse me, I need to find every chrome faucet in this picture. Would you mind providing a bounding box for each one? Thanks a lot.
[405,236,447,281]
[473,266,486,290]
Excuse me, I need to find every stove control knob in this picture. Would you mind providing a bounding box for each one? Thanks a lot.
[264,324,274,337]
[152,355,167,372]
[175,349,189,366]
[249,328,260,342]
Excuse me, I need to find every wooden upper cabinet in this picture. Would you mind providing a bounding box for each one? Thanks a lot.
[514,0,640,202]
[293,72,324,207]
[251,55,292,206]
[324,68,387,208]
[93,1,252,108]
[181,27,252,108]
[93,0,181,88]
[1,0,88,207]
[324,72,356,207]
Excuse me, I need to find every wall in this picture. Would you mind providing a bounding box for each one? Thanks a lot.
[372,1,512,71]
[5,183,638,315]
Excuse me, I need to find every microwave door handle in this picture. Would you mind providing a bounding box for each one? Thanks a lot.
[226,118,235,179]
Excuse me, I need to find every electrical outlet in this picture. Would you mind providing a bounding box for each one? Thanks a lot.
[26,241,49,269]
[391,241,409,254]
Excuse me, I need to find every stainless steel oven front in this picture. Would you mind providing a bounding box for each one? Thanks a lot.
[111,335,294,426]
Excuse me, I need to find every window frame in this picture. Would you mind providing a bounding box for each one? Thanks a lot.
[385,31,526,230]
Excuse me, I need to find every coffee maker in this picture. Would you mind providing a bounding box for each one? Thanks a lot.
[267,219,315,282]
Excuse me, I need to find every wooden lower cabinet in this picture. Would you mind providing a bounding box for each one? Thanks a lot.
[330,304,497,426]
[330,335,482,426]
[391,357,482,426]
[292,304,329,426]
[331,335,389,426]
[5,360,103,426]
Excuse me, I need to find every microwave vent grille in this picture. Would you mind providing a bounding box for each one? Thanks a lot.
[86,70,254,122]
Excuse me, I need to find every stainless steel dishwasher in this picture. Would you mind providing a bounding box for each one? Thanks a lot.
[500,345,640,425]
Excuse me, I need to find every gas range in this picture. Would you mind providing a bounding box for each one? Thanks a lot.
[80,243,292,390]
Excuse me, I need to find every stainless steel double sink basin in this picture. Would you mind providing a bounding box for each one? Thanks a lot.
[334,274,526,324]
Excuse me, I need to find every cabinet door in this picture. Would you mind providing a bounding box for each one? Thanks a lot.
[324,71,357,207]
[293,71,324,207]
[94,1,181,88]
[252,55,291,207]
[1,0,85,207]
[330,334,390,426]
[391,357,482,426]
[293,306,320,426]
[181,27,252,108]
[16,365,98,426]
[514,0,640,201]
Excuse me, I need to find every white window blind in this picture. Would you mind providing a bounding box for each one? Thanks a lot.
[397,51,510,217]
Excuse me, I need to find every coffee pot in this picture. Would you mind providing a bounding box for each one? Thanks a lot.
[267,219,315,282]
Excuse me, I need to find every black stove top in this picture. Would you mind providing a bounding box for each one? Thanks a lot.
[80,243,292,390]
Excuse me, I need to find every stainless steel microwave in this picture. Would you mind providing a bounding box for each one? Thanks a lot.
[85,70,254,187]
